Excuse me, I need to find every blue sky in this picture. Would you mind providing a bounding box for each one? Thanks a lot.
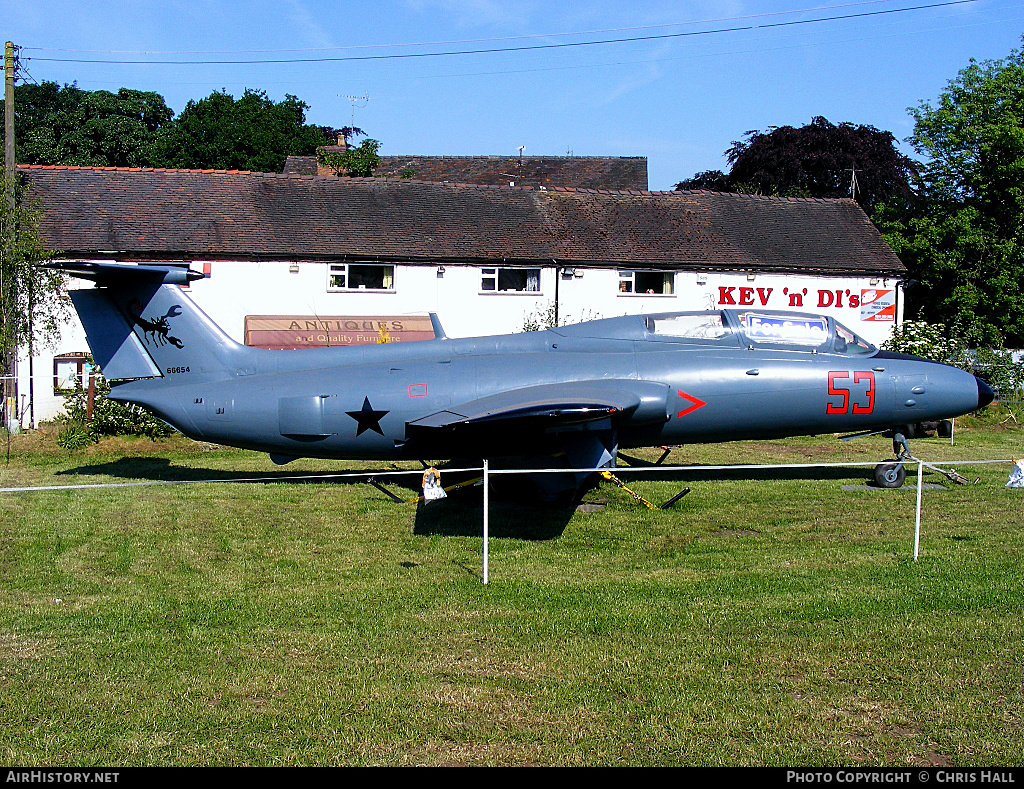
[7,0,1023,190]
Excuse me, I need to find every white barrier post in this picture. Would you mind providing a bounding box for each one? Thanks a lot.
[914,460,924,561]
[482,459,490,585]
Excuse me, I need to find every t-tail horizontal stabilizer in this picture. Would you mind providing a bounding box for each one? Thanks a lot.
[46,261,204,286]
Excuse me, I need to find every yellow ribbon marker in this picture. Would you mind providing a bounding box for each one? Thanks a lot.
[599,470,659,510]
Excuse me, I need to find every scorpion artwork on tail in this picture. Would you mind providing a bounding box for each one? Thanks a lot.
[126,299,185,348]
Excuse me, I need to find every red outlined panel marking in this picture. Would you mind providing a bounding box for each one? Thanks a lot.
[408,383,428,398]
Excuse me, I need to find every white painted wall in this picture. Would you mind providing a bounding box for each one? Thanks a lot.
[16,261,903,425]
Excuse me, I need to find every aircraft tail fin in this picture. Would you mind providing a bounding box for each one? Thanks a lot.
[49,262,252,381]
[429,313,447,340]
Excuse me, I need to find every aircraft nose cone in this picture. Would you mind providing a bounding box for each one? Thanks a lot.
[976,376,995,409]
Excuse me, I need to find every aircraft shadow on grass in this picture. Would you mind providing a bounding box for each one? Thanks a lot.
[54,453,889,486]
[56,456,394,485]
[54,456,578,540]
[622,462,872,485]
[412,496,577,541]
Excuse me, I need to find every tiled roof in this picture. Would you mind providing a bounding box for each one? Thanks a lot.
[283,153,649,191]
[20,165,904,275]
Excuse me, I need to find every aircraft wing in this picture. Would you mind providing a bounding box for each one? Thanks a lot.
[407,380,670,433]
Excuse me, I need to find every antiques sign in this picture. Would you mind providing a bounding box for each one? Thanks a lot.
[245,315,436,349]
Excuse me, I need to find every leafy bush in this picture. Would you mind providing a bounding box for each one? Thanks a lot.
[56,421,98,452]
[317,138,381,177]
[522,302,559,332]
[883,320,1023,400]
[522,301,602,332]
[882,320,961,362]
[58,368,174,442]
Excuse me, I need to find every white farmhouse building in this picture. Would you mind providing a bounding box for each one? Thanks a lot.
[14,164,905,427]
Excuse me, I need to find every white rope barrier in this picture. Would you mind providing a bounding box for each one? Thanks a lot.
[0,458,1015,494]
[0,457,1015,583]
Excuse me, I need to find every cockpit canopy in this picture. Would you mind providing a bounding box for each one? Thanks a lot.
[645,310,876,355]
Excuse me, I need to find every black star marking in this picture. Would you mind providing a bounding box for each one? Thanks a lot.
[346,396,389,436]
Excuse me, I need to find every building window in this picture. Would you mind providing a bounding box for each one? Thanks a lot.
[481,267,541,293]
[328,263,395,291]
[618,270,674,295]
[53,352,91,395]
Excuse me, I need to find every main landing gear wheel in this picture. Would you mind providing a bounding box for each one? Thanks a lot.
[873,462,906,489]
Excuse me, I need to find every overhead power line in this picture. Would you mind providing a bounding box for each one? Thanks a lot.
[22,1,908,55]
[24,0,980,66]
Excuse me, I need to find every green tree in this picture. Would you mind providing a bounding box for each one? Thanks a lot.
[1,172,67,430]
[317,136,381,177]
[876,43,1024,347]
[151,89,326,172]
[676,116,916,216]
[674,169,731,192]
[1,81,173,167]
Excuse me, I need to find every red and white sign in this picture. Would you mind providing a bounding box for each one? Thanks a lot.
[859,289,896,322]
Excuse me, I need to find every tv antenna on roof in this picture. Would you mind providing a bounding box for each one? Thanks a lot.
[339,93,369,127]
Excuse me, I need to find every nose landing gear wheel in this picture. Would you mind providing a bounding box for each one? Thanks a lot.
[874,462,906,489]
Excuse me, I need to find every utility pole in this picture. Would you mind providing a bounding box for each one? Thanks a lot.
[3,42,16,433]
[4,41,15,210]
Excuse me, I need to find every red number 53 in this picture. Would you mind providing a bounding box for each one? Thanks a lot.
[827,371,876,414]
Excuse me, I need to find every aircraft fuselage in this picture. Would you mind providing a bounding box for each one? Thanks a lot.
[108,307,990,464]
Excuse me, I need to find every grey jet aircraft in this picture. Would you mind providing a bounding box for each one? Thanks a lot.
[52,261,994,500]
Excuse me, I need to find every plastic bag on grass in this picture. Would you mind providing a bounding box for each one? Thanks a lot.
[422,467,447,502]
[1007,459,1024,488]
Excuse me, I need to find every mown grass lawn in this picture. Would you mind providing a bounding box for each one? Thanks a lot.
[0,414,1021,766]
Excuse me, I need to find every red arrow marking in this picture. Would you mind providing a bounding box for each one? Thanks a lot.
[676,390,707,418]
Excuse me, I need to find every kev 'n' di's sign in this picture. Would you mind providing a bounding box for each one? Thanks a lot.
[245,315,436,349]
[716,283,895,320]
